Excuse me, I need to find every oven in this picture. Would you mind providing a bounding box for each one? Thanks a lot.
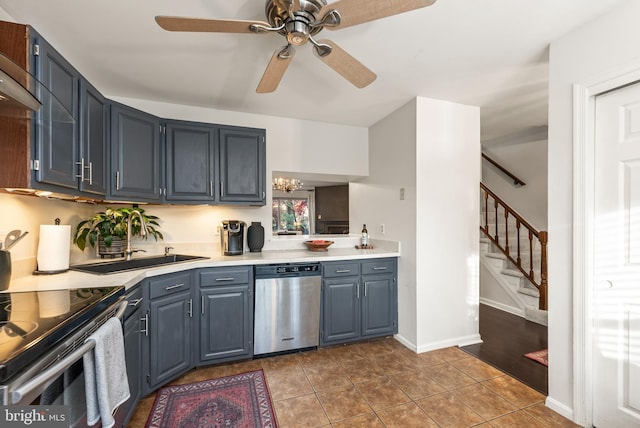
[0,287,125,426]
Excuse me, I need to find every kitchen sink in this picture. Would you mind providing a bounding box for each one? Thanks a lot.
[70,254,209,275]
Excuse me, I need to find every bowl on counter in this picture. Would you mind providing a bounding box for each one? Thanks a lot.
[303,240,334,252]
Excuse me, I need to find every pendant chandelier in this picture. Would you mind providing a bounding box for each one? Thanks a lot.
[272,177,303,193]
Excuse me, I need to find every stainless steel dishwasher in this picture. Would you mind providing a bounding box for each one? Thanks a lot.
[254,263,321,355]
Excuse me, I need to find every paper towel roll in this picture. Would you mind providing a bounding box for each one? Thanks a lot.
[37,224,71,272]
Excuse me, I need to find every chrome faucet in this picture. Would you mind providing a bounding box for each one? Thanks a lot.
[125,209,147,261]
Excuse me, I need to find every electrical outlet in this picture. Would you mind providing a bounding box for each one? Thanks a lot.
[400,187,405,200]
[380,224,385,235]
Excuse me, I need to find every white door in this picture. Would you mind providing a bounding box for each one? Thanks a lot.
[593,81,640,427]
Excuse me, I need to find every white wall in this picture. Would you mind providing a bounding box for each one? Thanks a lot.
[548,0,640,420]
[351,97,480,351]
[352,99,418,344]
[415,97,480,349]
[482,139,548,230]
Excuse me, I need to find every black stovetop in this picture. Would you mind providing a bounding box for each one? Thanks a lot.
[0,286,124,383]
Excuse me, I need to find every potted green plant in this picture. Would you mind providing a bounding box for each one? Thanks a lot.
[73,207,163,256]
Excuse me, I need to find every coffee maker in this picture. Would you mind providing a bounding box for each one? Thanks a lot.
[221,220,246,256]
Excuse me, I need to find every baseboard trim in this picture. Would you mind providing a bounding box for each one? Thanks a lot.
[545,396,575,423]
[416,333,482,353]
[393,334,417,352]
[480,298,525,318]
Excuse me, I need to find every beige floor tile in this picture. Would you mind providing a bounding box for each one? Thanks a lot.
[339,358,387,383]
[369,351,415,375]
[429,346,470,362]
[390,369,445,400]
[304,362,353,392]
[488,409,542,427]
[421,362,478,390]
[322,342,368,363]
[267,369,314,401]
[482,375,546,408]
[261,353,304,377]
[416,392,486,428]
[452,383,518,420]
[273,393,330,427]
[356,376,412,411]
[331,412,385,427]
[450,356,505,381]
[297,347,337,368]
[376,402,440,427]
[524,403,582,427]
[316,385,373,422]
[354,337,397,356]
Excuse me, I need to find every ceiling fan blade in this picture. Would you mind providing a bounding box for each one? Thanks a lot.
[256,46,296,94]
[320,0,436,30]
[155,16,269,34]
[313,40,376,89]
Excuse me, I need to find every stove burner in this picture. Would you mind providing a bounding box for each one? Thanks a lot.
[0,321,39,344]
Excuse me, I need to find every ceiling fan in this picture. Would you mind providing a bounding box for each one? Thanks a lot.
[155,0,437,93]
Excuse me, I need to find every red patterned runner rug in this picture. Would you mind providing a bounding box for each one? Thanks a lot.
[524,349,548,367]
[145,369,277,428]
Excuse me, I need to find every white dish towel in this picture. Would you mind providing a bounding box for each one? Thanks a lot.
[83,317,130,428]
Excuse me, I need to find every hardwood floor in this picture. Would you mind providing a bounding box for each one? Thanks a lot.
[461,304,548,394]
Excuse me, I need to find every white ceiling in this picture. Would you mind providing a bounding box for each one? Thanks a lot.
[0,0,626,143]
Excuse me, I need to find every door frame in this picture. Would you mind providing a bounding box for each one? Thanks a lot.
[572,61,640,426]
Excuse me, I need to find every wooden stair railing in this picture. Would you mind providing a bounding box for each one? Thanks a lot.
[480,183,548,310]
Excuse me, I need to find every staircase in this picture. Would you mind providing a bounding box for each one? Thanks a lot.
[479,183,548,326]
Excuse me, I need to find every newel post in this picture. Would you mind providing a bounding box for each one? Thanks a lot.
[538,231,548,311]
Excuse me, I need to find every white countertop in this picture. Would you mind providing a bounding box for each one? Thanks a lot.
[4,239,400,292]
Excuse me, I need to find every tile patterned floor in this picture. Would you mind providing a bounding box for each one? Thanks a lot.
[128,337,579,427]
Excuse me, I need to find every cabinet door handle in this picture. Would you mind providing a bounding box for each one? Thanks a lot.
[364,283,368,297]
[165,283,185,291]
[87,161,93,185]
[75,158,85,181]
[336,269,352,273]
[357,283,360,299]
[210,180,214,197]
[188,298,193,318]
[201,296,205,315]
[128,297,143,307]
[115,170,121,190]
[220,181,224,198]
[215,277,235,282]
[373,266,388,271]
[140,312,149,336]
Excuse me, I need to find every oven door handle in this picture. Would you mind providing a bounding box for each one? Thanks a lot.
[10,300,127,405]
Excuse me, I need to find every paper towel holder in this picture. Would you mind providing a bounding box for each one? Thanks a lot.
[34,218,70,275]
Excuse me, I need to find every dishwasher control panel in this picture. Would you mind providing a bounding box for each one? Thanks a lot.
[255,263,320,278]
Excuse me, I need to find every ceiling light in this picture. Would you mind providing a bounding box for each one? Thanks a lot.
[273,177,303,193]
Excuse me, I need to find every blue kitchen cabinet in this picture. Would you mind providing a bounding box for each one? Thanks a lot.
[164,119,217,202]
[0,21,111,197]
[142,271,193,396]
[218,125,266,205]
[197,267,254,363]
[79,78,108,195]
[32,29,80,190]
[321,258,398,345]
[115,284,143,427]
[110,102,162,202]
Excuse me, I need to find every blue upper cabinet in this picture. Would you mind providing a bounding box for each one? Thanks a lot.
[164,120,217,203]
[218,125,266,205]
[79,78,108,195]
[110,102,162,202]
[32,30,80,190]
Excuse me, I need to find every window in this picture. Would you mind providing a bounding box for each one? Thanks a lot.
[272,197,309,233]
